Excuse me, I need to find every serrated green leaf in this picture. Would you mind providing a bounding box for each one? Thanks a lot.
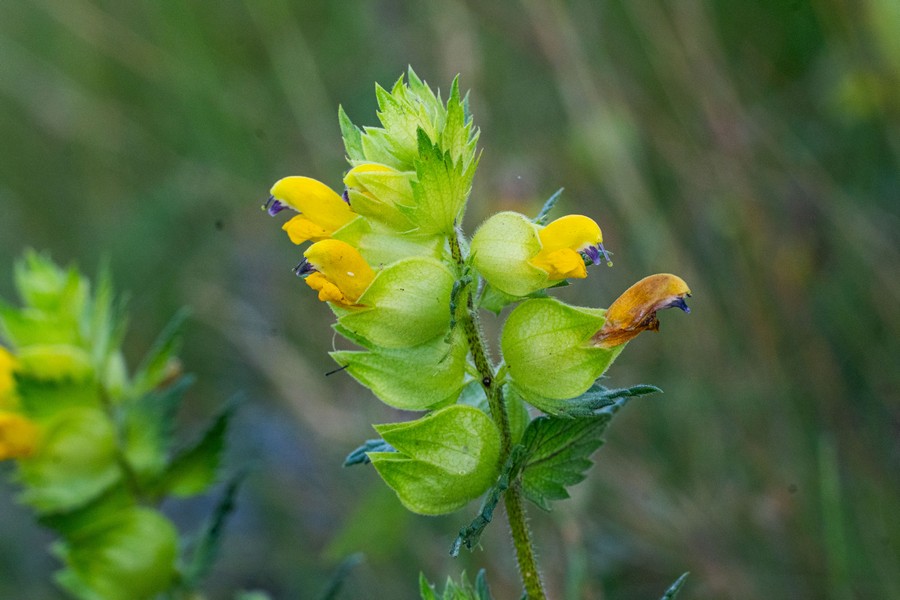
[530,382,661,419]
[370,405,501,515]
[533,188,564,225]
[519,398,630,511]
[14,250,88,317]
[343,438,395,466]
[406,130,475,236]
[130,307,190,398]
[155,402,234,498]
[183,474,244,587]
[420,570,493,600]
[123,376,194,481]
[661,572,690,599]
[339,105,364,161]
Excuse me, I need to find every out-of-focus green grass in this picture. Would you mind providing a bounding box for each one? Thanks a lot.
[0,1,898,598]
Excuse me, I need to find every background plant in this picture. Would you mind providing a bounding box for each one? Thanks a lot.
[0,252,238,599]
[0,2,898,598]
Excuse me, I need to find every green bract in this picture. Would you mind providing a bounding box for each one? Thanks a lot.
[470,212,548,297]
[54,507,178,600]
[330,329,468,411]
[17,406,119,513]
[15,344,94,381]
[334,256,455,348]
[333,217,444,267]
[501,298,623,409]
[369,405,501,515]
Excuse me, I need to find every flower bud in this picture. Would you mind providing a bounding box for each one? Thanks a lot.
[343,163,416,231]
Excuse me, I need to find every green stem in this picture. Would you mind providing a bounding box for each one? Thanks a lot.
[97,384,144,500]
[450,230,546,599]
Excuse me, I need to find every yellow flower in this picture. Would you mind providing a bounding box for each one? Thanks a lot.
[0,347,18,409]
[294,239,376,306]
[0,411,39,461]
[590,273,691,348]
[265,176,357,245]
[529,215,609,280]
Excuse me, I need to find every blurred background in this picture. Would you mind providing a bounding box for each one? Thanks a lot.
[0,1,898,598]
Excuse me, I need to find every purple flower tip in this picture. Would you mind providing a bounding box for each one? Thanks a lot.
[583,243,614,267]
[666,297,691,314]
[293,259,316,277]
[263,196,289,216]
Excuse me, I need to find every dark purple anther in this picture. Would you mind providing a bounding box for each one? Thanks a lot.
[263,196,289,216]
[583,243,613,267]
[342,189,351,206]
[293,259,316,277]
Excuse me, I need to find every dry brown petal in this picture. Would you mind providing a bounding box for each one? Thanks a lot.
[590,274,691,349]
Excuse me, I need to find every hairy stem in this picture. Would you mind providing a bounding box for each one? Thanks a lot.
[450,230,546,599]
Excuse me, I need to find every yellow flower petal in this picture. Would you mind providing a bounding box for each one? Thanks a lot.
[305,272,349,304]
[529,215,603,281]
[0,412,39,461]
[0,347,18,409]
[529,248,587,280]
[303,239,376,306]
[282,215,332,245]
[590,273,691,348]
[270,176,356,233]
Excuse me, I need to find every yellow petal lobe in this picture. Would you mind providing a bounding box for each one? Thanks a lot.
[0,412,39,460]
[282,215,332,245]
[0,348,18,409]
[270,176,356,232]
[305,272,349,304]
[303,239,376,306]
[591,274,691,348]
[530,215,603,280]
[529,248,587,280]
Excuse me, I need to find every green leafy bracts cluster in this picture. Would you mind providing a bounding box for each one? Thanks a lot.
[263,70,692,524]
[0,252,233,600]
